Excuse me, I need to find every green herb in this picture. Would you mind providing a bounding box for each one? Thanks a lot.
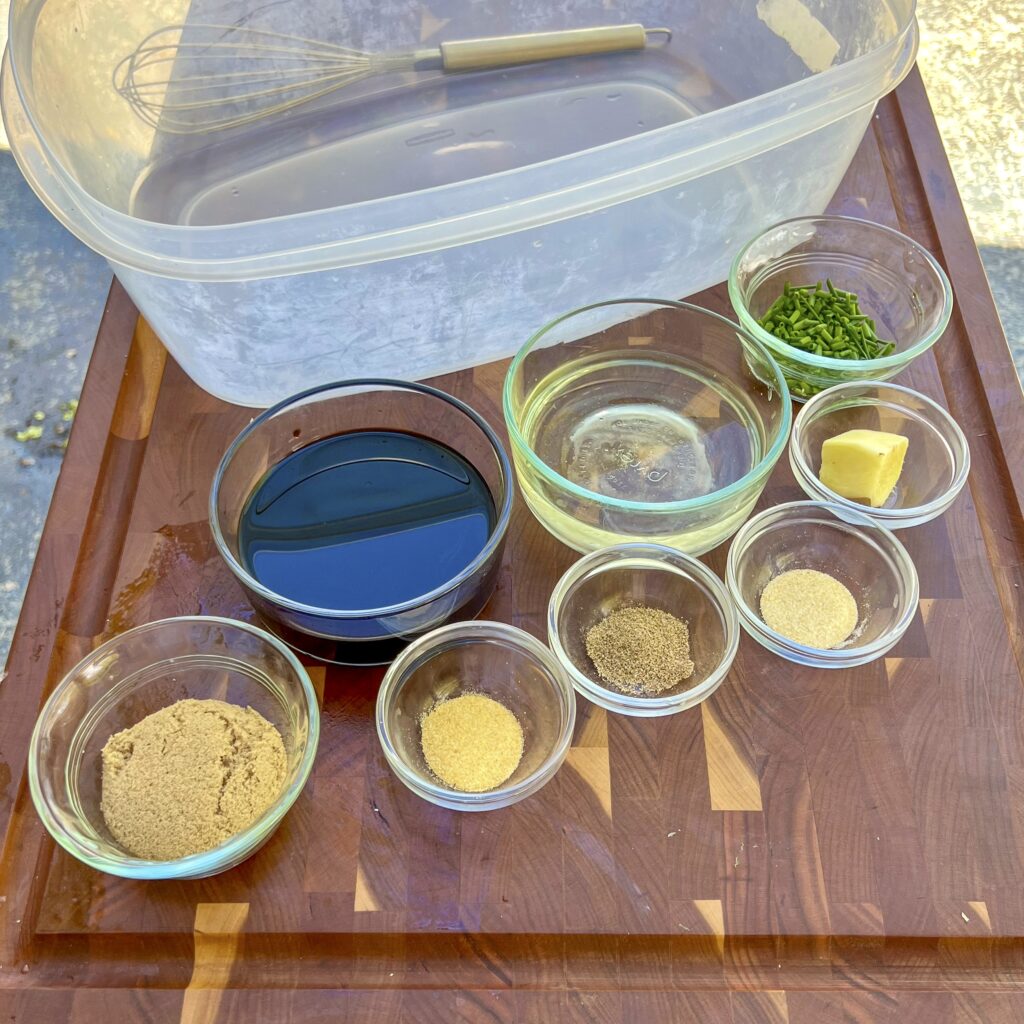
[757,280,896,361]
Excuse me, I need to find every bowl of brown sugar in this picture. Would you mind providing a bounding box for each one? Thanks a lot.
[29,617,319,879]
[548,544,740,717]
[376,621,575,811]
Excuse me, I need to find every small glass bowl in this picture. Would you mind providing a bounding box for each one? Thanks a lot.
[28,617,319,880]
[502,299,791,555]
[790,381,970,528]
[548,544,739,717]
[726,501,919,668]
[376,621,575,811]
[210,379,514,665]
[729,216,953,400]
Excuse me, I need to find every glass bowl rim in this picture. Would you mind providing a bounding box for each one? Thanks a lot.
[501,298,792,513]
[547,542,741,712]
[789,380,971,521]
[727,214,954,371]
[209,378,514,619]
[725,500,920,661]
[27,615,320,879]
[375,620,576,807]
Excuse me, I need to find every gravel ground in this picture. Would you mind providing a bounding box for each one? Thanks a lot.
[0,2,1022,665]
[0,155,110,664]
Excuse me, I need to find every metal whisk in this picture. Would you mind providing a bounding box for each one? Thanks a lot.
[114,23,671,135]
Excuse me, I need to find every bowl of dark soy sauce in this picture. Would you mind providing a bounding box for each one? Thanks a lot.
[210,380,513,665]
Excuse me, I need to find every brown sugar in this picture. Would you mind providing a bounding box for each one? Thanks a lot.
[420,693,524,792]
[100,698,287,860]
[585,605,695,696]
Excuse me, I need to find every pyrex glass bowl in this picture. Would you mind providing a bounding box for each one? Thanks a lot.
[28,617,319,880]
[790,381,970,528]
[376,621,575,811]
[502,299,791,555]
[211,379,513,665]
[726,501,919,668]
[548,544,739,717]
[729,216,953,400]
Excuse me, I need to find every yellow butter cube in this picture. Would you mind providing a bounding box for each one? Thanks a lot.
[819,429,909,508]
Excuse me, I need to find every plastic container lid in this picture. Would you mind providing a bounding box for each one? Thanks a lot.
[2,0,917,280]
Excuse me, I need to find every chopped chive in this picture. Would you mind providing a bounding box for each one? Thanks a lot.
[755,280,895,369]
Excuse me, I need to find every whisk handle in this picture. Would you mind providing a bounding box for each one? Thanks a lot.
[439,23,654,71]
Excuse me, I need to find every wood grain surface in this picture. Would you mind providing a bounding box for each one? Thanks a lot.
[2,68,1024,1021]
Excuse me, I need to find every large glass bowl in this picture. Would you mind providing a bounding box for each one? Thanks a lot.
[729,216,953,400]
[211,379,514,665]
[28,617,319,880]
[502,299,791,555]
[548,544,739,717]
[376,621,575,811]
[790,381,970,529]
[725,501,919,668]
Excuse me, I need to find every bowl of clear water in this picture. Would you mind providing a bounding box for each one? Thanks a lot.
[502,299,791,554]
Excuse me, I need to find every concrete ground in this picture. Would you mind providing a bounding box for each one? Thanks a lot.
[0,2,1022,665]
[917,0,1024,374]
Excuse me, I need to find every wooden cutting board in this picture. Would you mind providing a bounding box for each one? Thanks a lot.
[2,68,1024,1021]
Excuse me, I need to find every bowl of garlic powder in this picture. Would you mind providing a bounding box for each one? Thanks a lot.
[726,501,919,668]
[29,616,319,879]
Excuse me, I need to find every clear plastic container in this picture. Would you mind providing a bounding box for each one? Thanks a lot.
[2,0,917,406]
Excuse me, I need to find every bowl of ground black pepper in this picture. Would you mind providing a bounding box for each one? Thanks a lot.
[548,544,740,717]
[28,617,319,879]
[726,501,919,667]
[376,621,575,810]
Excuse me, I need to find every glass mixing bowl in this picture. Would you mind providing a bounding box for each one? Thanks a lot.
[548,543,739,717]
[376,621,575,811]
[726,501,919,668]
[790,381,970,528]
[502,299,791,555]
[28,616,319,880]
[729,216,952,400]
[211,379,513,665]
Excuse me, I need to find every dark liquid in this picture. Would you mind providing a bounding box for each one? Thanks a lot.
[239,431,496,609]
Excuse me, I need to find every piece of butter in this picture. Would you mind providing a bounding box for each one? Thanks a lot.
[819,429,909,508]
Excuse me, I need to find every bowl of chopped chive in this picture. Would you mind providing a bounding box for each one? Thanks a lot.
[790,381,970,529]
[729,216,953,400]
[548,544,739,717]
[726,501,919,668]
[376,621,575,811]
